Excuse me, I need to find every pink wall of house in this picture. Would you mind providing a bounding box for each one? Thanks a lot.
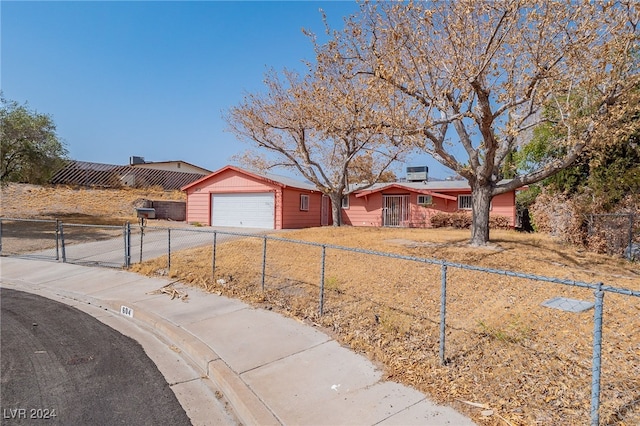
[184,191,210,225]
[281,188,324,229]
[342,192,383,227]
[408,195,458,227]
[489,191,516,226]
[184,168,281,227]
[342,190,517,228]
[183,165,518,230]
[183,167,323,229]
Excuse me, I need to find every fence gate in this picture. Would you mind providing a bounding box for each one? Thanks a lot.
[383,195,410,227]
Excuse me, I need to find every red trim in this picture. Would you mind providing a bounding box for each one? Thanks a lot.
[429,192,457,201]
[354,184,459,201]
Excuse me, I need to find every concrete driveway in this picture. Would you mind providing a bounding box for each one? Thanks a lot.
[19,225,272,268]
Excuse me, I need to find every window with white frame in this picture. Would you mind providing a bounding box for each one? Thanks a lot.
[300,194,309,211]
[458,195,492,210]
[341,195,349,209]
[417,195,433,205]
[458,194,473,210]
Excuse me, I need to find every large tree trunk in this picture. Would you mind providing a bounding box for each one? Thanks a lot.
[470,184,493,246]
[329,193,343,226]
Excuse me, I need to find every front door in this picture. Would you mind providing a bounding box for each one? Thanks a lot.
[321,195,330,226]
[383,195,410,227]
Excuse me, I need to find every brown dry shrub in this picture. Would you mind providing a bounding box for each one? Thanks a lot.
[586,232,609,254]
[430,212,453,227]
[529,191,587,245]
[489,215,512,229]
[531,189,639,256]
[430,212,472,228]
[430,212,512,229]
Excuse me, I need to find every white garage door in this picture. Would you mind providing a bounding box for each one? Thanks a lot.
[211,193,275,229]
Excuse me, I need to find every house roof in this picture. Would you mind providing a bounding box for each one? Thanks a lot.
[130,160,211,174]
[352,180,471,198]
[352,179,522,200]
[181,165,319,192]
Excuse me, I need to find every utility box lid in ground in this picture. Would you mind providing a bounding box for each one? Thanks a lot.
[541,297,594,313]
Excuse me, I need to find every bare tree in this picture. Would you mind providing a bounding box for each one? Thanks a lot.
[225,64,411,225]
[314,0,639,244]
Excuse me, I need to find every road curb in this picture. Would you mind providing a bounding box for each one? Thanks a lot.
[0,280,280,426]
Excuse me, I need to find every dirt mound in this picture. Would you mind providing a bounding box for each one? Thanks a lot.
[0,183,185,222]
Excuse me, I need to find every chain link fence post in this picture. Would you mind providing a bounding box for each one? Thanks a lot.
[124,222,131,268]
[212,231,217,279]
[55,219,60,260]
[0,218,3,254]
[139,219,145,264]
[439,263,448,365]
[261,236,267,291]
[123,223,127,267]
[590,282,604,426]
[167,228,171,272]
[319,245,326,316]
[60,222,66,263]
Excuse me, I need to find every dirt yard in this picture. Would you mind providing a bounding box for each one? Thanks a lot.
[130,226,639,426]
[0,183,188,253]
[0,183,185,223]
[3,183,639,425]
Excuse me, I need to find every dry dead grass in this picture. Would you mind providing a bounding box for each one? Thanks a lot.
[3,184,639,425]
[0,183,185,224]
[0,183,187,253]
[131,227,640,426]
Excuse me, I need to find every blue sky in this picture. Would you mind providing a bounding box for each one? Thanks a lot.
[2,1,453,179]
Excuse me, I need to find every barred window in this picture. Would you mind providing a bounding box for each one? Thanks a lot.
[458,195,472,210]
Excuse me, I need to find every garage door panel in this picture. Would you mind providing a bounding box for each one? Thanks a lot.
[212,193,274,229]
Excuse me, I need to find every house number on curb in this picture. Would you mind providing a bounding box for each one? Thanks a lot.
[120,306,134,318]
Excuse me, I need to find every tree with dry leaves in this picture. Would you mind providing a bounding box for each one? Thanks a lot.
[348,152,397,183]
[313,0,639,244]
[225,64,411,225]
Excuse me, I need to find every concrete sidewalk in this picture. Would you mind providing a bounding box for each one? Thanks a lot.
[0,257,475,426]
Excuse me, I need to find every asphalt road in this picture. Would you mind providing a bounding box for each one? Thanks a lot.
[0,288,192,426]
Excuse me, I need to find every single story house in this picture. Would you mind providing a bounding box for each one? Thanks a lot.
[181,166,327,229]
[182,165,520,230]
[342,180,517,228]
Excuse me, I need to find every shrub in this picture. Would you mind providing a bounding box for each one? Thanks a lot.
[489,215,512,229]
[430,212,453,228]
[430,212,512,229]
[450,212,472,228]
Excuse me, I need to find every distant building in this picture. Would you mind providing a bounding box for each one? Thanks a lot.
[128,156,211,175]
[50,158,208,190]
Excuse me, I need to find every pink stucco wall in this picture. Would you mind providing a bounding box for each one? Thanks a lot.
[281,188,324,229]
[342,190,517,228]
[183,167,323,229]
[183,166,518,230]
[184,168,279,226]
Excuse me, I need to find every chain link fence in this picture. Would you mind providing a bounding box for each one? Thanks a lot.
[1,217,639,425]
